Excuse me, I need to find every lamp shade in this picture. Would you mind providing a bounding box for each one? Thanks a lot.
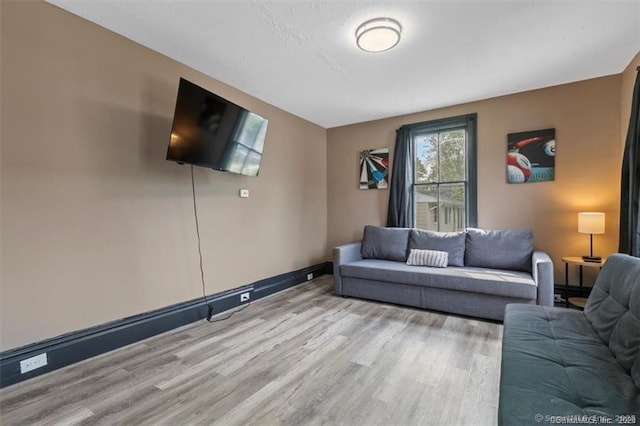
[578,212,605,234]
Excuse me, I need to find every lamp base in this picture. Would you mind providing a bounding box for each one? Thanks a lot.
[582,255,602,263]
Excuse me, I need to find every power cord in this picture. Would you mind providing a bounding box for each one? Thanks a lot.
[191,165,212,319]
[190,165,251,323]
[206,300,251,323]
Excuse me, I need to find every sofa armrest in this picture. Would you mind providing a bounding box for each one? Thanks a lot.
[333,242,363,295]
[532,250,554,306]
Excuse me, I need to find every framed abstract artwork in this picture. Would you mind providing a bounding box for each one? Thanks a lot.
[359,148,389,189]
[507,128,555,184]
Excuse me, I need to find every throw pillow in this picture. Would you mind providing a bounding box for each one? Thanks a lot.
[406,249,448,268]
[408,229,466,266]
[464,228,533,271]
[361,225,411,262]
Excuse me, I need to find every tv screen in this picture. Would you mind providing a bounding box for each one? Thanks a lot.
[166,78,268,177]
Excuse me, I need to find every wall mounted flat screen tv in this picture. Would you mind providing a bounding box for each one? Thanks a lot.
[166,78,268,177]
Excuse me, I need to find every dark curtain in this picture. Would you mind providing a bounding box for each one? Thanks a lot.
[619,67,640,257]
[386,126,413,227]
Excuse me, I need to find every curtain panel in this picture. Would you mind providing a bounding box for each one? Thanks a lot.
[386,126,414,227]
[619,67,640,257]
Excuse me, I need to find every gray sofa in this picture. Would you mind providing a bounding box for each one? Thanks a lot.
[499,253,640,424]
[333,226,554,321]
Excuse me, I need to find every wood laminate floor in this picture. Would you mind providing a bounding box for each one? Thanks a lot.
[0,275,503,425]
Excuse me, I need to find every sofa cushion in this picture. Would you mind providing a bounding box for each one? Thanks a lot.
[499,304,640,423]
[584,253,640,388]
[465,228,533,272]
[340,259,536,300]
[406,249,448,268]
[361,226,410,262]
[408,229,465,266]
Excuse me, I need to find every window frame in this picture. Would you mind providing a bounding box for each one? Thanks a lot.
[407,114,478,230]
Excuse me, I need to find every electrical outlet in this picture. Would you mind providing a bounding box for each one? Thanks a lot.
[307,273,313,281]
[240,292,250,302]
[20,353,47,374]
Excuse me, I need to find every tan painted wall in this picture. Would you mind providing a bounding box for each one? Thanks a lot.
[327,76,622,284]
[621,51,640,147]
[0,1,327,351]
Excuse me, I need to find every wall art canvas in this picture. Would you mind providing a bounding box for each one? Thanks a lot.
[507,128,555,184]
[359,148,389,189]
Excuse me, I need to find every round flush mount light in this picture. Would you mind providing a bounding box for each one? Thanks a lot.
[355,18,402,53]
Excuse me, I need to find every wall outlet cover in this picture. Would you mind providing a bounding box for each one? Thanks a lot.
[20,353,48,374]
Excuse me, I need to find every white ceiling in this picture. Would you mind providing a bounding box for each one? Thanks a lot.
[45,0,640,128]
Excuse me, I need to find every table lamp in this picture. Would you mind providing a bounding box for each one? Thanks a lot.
[578,212,605,262]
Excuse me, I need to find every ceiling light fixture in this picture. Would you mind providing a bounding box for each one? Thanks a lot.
[355,18,402,53]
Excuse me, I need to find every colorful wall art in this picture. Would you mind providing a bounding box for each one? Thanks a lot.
[507,128,555,184]
[359,148,389,189]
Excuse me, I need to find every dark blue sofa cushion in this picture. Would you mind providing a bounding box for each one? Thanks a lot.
[408,229,466,266]
[465,228,533,272]
[341,259,536,300]
[360,225,410,262]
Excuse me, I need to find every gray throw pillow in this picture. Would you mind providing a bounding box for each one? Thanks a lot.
[408,229,466,266]
[361,225,410,261]
[464,228,533,271]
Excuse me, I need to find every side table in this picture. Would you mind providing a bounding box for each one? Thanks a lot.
[561,256,606,308]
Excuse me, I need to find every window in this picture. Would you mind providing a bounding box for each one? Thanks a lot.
[411,114,477,231]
